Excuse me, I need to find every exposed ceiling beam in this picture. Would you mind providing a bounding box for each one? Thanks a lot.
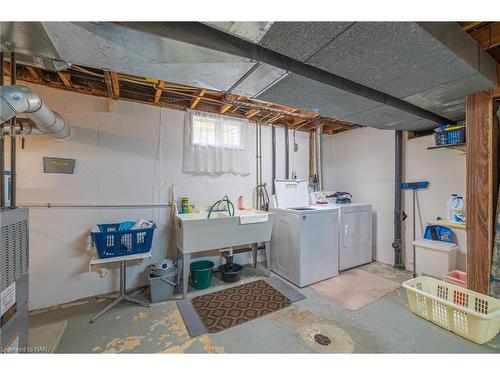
[291,118,308,127]
[103,70,114,98]
[117,22,454,125]
[190,88,206,109]
[266,114,283,124]
[57,72,71,87]
[246,109,260,119]
[459,22,485,31]
[219,103,232,114]
[11,60,358,135]
[25,66,41,82]
[154,80,165,104]
[469,23,500,50]
[110,71,120,97]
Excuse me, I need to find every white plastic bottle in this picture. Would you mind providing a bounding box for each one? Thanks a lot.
[452,196,465,223]
[447,194,458,222]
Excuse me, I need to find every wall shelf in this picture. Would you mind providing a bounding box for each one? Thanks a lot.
[427,143,466,154]
[428,220,466,231]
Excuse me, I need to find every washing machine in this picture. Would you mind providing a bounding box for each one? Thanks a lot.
[270,180,339,287]
[310,192,373,271]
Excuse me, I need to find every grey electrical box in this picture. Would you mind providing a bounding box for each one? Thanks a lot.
[0,208,29,353]
[43,157,75,174]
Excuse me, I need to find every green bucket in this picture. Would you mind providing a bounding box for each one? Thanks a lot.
[190,260,215,290]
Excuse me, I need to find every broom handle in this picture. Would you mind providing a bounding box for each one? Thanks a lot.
[413,189,417,278]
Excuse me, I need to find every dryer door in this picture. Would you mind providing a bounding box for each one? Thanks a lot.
[340,207,372,270]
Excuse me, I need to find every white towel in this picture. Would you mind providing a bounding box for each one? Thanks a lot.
[239,213,269,225]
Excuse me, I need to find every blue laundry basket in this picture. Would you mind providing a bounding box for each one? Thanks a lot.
[434,126,465,146]
[91,222,156,259]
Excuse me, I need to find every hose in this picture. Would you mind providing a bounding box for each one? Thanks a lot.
[207,196,235,218]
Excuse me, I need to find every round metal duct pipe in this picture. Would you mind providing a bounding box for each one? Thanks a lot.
[0,85,71,139]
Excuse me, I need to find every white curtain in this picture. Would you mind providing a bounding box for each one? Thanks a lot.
[182,109,249,176]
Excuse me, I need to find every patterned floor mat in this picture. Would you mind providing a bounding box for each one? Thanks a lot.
[191,279,292,333]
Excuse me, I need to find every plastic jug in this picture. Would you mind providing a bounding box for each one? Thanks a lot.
[447,194,458,222]
[451,196,465,224]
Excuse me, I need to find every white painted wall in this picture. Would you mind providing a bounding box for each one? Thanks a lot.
[404,134,467,271]
[322,127,395,265]
[322,127,467,271]
[11,84,310,310]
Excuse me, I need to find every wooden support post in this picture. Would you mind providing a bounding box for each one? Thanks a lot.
[466,91,498,294]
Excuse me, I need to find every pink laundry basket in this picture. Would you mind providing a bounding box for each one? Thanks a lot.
[443,270,467,289]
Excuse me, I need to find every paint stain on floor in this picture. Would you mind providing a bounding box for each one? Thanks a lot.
[150,309,189,339]
[132,311,150,325]
[102,336,145,353]
[160,335,224,354]
[271,306,315,323]
[161,339,195,353]
[198,335,224,353]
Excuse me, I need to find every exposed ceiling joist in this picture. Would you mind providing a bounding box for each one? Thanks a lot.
[110,71,120,97]
[469,23,500,50]
[266,114,283,124]
[3,60,358,135]
[154,80,165,104]
[246,109,260,119]
[25,66,41,82]
[459,22,486,31]
[57,72,71,87]
[103,70,114,98]
[219,103,232,114]
[190,88,206,109]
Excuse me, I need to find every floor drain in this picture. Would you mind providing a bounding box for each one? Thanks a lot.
[314,333,331,346]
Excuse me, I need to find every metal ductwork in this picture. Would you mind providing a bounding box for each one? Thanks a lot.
[0,85,71,138]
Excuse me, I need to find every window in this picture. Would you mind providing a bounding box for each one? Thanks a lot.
[191,112,244,150]
[183,110,249,175]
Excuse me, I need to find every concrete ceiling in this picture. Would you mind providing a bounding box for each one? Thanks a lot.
[1,21,497,132]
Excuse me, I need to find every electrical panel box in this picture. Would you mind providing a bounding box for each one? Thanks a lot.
[43,157,75,174]
[0,208,29,353]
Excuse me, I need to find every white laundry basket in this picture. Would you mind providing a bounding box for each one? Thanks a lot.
[403,276,500,344]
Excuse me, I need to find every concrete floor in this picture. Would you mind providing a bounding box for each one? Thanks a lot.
[29,262,500,353]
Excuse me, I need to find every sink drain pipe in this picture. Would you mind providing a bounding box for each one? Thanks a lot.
[393,130,404,269]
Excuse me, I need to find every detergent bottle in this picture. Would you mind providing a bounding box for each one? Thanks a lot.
[452,196,466,224]
[446,194,458,222]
